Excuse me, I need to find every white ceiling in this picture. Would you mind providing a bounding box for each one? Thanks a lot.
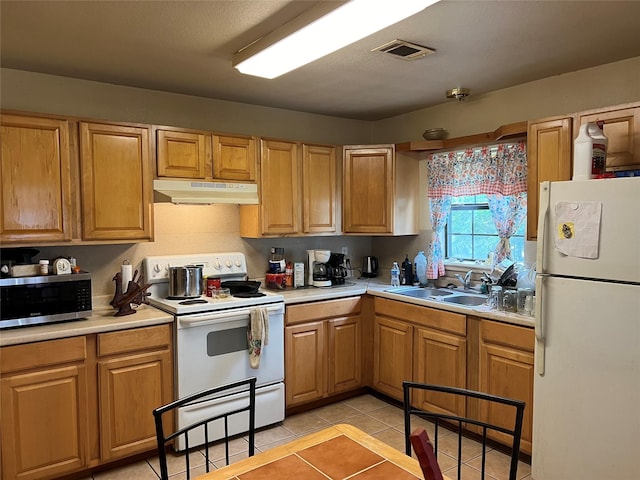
[2,0,640,121]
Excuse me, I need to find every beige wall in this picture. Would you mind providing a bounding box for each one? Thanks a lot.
[373,56,640,143]
[2,57,639,295]
[0,68,372,145]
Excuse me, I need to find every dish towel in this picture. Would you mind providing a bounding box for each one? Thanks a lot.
[248,307,269,369]
[554,201,602,259]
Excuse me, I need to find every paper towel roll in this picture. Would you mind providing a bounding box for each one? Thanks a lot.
[121,261,133,291]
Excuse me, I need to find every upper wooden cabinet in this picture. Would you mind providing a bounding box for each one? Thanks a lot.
[156,128,209,179]
[0,113,73,243]
[343,145,418,235]
[259,138,299,235]
[576,102,640,173]
[213,134,257,182]
[80,121,153,241]
[240,139,337,237]
[303,143,336,234]
[526,116,572,241]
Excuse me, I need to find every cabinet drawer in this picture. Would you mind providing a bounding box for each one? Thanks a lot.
[1,336,86,374]
[480,320,534,352]
[286,297,361,325]
[98,324,172,357]
[374,297,465,335]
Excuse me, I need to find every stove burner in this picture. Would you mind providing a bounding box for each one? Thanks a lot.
[233,292,266,298]
[178,299,208,305]
[168,295,199,300]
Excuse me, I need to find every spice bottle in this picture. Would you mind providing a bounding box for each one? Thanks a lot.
[39,259,49,275]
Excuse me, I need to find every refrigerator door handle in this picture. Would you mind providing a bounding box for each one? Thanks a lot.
[535,273,547,376]
[536,181,551,275]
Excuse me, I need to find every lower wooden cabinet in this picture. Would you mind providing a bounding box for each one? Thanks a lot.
[285,297,362,407]
[476,318,534,455]
[1,337,89,480]
[373,297,466,409]
[372,314,413,400]
[97,325,173,461]
[0,324,174,480]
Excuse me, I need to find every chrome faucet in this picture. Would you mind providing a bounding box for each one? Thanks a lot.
[454,270,473,291]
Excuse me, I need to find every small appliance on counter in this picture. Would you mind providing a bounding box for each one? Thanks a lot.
[307,249,332,287]
[0,272,93,329]
[362,256,378,278]
[328,253,348,285]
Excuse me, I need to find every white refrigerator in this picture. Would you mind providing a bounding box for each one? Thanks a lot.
[532,177,640,480]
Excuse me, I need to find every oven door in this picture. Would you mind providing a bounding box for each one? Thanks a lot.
[175,303,284,398]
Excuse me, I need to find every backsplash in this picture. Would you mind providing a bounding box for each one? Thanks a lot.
[34,204,372,297]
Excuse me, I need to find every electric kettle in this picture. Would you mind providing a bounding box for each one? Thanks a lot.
[362,256,378,278]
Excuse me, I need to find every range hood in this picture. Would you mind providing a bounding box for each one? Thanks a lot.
[153,180,259,205]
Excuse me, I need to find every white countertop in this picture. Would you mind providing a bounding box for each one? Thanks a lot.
[1,281,534,348]
[0,297,173,347]
[273,278,535,328]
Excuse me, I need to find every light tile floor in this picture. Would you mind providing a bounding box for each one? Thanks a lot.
[85,394,531,480]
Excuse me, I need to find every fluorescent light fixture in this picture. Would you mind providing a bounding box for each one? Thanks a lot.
[233,0,439,79]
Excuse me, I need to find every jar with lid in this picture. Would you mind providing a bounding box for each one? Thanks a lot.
[502,289,518,313]
[517,288,534,315]
[269,247,285,273]
[39,259,49,275]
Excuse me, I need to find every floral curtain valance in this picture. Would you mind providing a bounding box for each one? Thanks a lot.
[427,141,527,198]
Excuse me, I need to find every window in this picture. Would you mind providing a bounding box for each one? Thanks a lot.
[443,194,526,263]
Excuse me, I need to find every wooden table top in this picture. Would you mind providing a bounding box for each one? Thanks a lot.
[195,423,447,480]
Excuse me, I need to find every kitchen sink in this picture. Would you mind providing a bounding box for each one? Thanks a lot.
[386,287,455,299]
[442,295,488,306]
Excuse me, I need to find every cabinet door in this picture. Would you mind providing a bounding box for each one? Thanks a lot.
[343,145,393,234]
[479,321,534,455]
[213,134,257,181]
[98,350,172,460]
[327,316,362,394]
[578,104,640,172]
[413,327,466,417]
[260,139,299,234]
[1,365,88,480]
[157,129,208,178]
[1,114,73,243]
[97,325,173,460]
[285,321,324,406]
[80,122,152,241]
[373,315,413,400]
[526,117,572,240]
[302,144,336,233]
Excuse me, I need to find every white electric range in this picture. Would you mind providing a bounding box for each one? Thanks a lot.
[143,252,285,450]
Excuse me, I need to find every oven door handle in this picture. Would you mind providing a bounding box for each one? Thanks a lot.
[178,304,284,327]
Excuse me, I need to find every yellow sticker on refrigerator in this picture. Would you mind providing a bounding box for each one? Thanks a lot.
[558,222,575,239]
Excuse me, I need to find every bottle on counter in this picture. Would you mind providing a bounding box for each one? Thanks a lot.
[39,259,49,275]
[390,262,400,287]
[401,254,413,285]
[285,261,293,287]
[414,251,427,286]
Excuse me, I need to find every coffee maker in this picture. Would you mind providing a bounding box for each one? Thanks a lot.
[307,250,332,287]
[328,253,348,285]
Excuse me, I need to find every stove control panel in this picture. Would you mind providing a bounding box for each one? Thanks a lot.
[143,253,247,283]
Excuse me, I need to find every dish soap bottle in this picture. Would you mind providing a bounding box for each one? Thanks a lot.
[414,251,427,286]
[401,254,413,285]
[390,262,400,287]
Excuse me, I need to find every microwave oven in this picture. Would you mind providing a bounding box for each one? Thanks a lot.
[0,272,92,329]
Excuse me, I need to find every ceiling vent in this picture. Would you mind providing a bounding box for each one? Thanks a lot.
[372,39,435,60]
